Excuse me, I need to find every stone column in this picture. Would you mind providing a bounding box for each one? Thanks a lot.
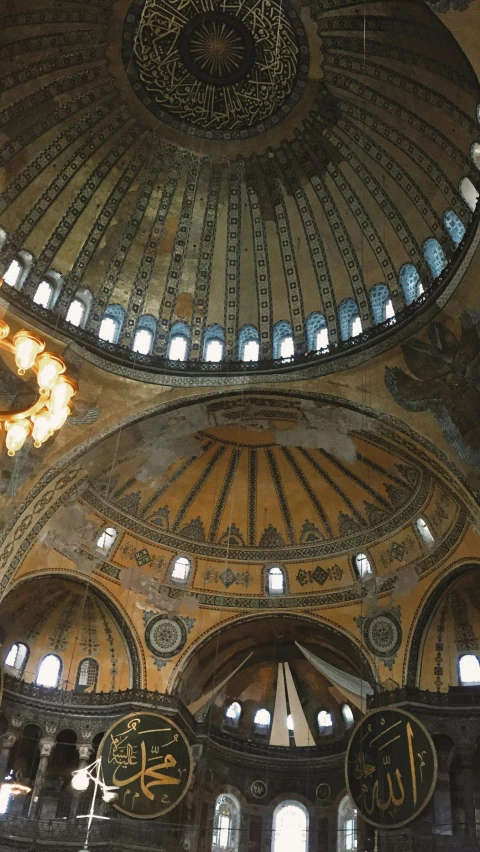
[457,746,477,841]
[69,744,92,821]
[27,738,54,819]
[0,734,17,782]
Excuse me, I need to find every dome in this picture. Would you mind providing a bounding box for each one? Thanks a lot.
[0,0,479,381]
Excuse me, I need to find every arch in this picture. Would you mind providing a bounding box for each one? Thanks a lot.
[4,641,29,674]
[254,708,271,729]
[338,299,361,341]
[203,324,225,362]
[238,325,260,362]
[99,304,124,343]
[266,565,286,595]
[96,526,117,552]
[170,555,192,584]
[272,800,308,852]
[458,654,480,685]
[66,289,92,328]
[460,176,478,211]
[212,793,240,852]
[337,794,357,852]
[168,321,190,361]
[133,314,157,355]
[317,709,333,733]
[225,701,242,725]
[306,312,328,351]
[33,271,62,309]
[369,283,394,324]
[399,263,423,305]
[2,251,32,290]
[444,210,466,247]
[353,552,372,578]
[273,321,294,359]
[76,657,99,690]
[423,238,447,279]
[36,653,62,688]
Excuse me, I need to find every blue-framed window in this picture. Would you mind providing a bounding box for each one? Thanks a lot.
[444,210,466,247]
[306,312,328,351]
[203,324,225,362]
[338,299,362,341]
[423,238,447,279]
[133,314,157,355]
[168,321,190,361]
[98,304,124,343]
[369,283,394,324]
[399,264,423,305]
[238,325,260,362]
[273,320,294,359]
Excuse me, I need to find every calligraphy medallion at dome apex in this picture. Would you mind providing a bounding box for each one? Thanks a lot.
[121,0,309,138]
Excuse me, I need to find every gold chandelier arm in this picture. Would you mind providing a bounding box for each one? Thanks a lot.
[0,387,50,422]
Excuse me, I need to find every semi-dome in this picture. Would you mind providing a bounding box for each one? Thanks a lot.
[0,0,479,381]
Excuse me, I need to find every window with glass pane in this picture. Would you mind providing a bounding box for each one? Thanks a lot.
[77,658,98,688]
[5,642,28,672]
[171,556,191,582]
[3,260,23,288]
[351,316,362,338]
[280,336,294,359]
[33,280,53,308]
[96,527,117,551]
[133,328,153,355]
[225,702,241,723]
[444,210,466,247]
[168,335,188,361]
[416,517,434,544]
[272,802,308,852]
[459,654,480,685]
[317,710,333,731]
[345,817,357,851]
[337,796,357,852]
[254,708,271,728]
[315,327,329,350]
[341,704,354,727]
[460,176,479,211]
[66,299,85,327]
[212,794,239,852]
[268,566,285,594]
[287,714,294,731]
[385,300,395,319]
[205,339,224,362]
[36,654,61,688]
[354,553,372,578]
[99,317,118,343]
[242,339,259,362]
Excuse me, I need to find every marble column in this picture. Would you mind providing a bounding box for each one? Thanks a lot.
[69,744,92,821]
[27,738,54,819]
[457,746,477,841]
[0,734,17,782]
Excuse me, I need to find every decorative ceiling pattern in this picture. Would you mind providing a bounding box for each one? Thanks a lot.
[0,0,478,375]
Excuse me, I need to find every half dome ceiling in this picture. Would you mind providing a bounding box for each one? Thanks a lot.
[0,0,479,379]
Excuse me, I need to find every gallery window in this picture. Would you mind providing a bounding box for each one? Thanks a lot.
[36,654,61,688]
[337,796,357,851]
[76,658,99,690]
[212,794,240,852]
[272,801,308,852]
[4,642,28,674]
[458,654,480,685]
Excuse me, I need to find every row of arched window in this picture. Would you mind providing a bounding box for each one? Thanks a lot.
[4,644,98,690]
[212,793,357,852]
[0,205,471,365]
[224,701,354,734]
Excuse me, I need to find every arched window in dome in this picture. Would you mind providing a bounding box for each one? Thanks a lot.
[341,704,354,728]
[36,654,61,688]
[170,555,192,584]
[272,801,308,852]
[353,552,372,578]
[369,284,394,324]
[225,701,242,725]
[96,526,117,553]
[267,565,286,595]
[212,794,240,852]
[399,264,423,305]
[66,289,91,328]
[444,210,466,247]
[5,642,28,675]
[416,516,434,545]
[471,142,480,170]
[423,238,447,279]
[306,312,329,352]
[2,251,32,290]
[338,300,362,341]
[203,325,225,362]
[460,176,479,211]
[33,273,60,310]
[0,229,6,250]
[287,714,294,732]
[273,320,294,360]
[133,315,156,355]
[168,321,190,361]
[337,795,357,852]
[458,654,480,685]
[238,325,260,362]
[317,710,333,733]
[99,305,124,344]
[76,658,98,690]
[254,708,271,730]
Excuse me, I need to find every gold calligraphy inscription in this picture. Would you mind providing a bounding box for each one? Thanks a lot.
[128,0,302,132]
[99,712,193,819]
[345,708,437,829]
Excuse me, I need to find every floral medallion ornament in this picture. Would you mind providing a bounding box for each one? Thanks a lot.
[145,614,187,659]
[122,0,309,139]
[354,608,402,670]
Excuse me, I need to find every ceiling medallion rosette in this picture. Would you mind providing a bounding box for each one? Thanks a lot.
[122,0,309,139]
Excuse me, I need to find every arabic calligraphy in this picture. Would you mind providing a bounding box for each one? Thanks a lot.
[345,708,437,829]
[99,712,193,819]
[121,0,309,138]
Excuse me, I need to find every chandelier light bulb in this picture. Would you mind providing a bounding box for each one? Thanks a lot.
[48,375,76,414]
[31,411,54,447]
[12,331,44,374]
[48,405,71,432]
[71,769,90,792]
[35,352,66,390]
[5,419,32,456]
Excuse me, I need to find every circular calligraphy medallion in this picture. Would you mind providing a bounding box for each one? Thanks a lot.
[99,712,193,818]
[250,779,267,799]
[345,708,437,829]
[316,782,331,801]
[121,0,309,140]
[364,613,402,659]
[145,615,187,659]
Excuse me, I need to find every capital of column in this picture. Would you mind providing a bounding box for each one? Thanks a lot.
[77,744,92,762]
[39,739,55,758]
[1,734,17,751]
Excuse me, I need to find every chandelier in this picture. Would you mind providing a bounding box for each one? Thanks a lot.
[0,277,76,456]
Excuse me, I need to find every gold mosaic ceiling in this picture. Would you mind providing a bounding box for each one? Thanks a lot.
[0,0,479,374]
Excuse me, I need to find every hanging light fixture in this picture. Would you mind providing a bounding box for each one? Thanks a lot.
[0,275,77,455]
